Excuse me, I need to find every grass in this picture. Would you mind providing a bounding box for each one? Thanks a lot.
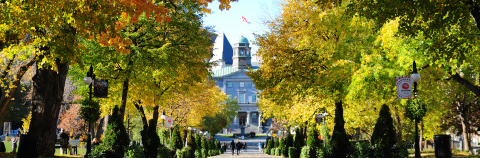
[2,141,87,157]
[407,148,479,158]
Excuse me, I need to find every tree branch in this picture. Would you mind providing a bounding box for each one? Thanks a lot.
[451,73,480,98]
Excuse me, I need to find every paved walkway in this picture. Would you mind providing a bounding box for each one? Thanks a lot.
[211,135,281,158]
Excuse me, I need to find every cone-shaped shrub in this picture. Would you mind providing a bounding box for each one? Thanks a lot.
[275,137,279,148]
[103,106,129,155]
[201,135,208,154]
[331,102,350,157]
[283,133,294,157]
[294,128,304,149]
[195,133,201,149]
[170,126,183,151]
[187,131,196,151]
[371,104,397,148]
[145,119,160,157]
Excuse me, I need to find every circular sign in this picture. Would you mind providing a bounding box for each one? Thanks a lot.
[396,77,412,99]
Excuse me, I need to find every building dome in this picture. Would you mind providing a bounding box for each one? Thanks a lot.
[236,36,249,44]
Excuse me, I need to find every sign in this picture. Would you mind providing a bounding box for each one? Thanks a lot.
[94,79,109,98]
[165,116,173,127]
[315,114,324,123]
[272,133,276,138]
[3,122,11,134]
[396,77,412,99]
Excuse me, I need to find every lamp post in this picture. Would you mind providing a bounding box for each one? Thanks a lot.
[412,61,421,158]
[161,110,166,126]
[83,65,94,158]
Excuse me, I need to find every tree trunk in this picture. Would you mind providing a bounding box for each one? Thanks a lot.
[396,114,403,143]
[460,115,470,151]
[120,79,129,123]
[26,59,69,157]
[95,117,104,141]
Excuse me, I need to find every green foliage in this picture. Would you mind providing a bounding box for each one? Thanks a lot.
[300,146,310,158]
[283,133,294,157]
[331,102,350,158]
[194,149,202,158]
[214,140,219,150]
[170,126,183,151]
[405,98,427,121]
[307,128,322,150]
[372,144,383,158]
[201,149,207,158]
[157,146,172,158]
[79,98,100,123]
[89,145,108,158]
[348,142,372,158]
[294,128,304,149]
[275,147,281,156]
[274,137,279,148]
[195,133,201,149]
[125,143,145,158]
[175,147,190,158]
[159,128,170,146]
[201,135,208,153]
[271,148,275,156]
[279,137,285,148]
[103,106,129,154]
[371,104,397,148]
[288,147,296,158]
[316,145,333,158]
[393,143,409,158]
[200,99,239,136]
[187,131,196,151]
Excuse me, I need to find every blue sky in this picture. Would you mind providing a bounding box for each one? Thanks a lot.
[203,0,281,61]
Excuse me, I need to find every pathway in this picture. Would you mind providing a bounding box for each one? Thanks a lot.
[211,135,281,158]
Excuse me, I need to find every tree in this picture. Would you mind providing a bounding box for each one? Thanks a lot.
[57,104,86,138]
[371,104,397,148]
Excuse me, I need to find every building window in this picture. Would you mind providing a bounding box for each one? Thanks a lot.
[228,82,233,87]
[252,94,257,102]
[239,93,245,103]
[252,113,257,119]
[240,49,244,56]
[240,82,244,87]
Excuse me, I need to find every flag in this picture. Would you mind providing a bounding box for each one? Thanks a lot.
[242,15,251,24]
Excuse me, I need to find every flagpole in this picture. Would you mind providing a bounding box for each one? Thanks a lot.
[241,17,243,36]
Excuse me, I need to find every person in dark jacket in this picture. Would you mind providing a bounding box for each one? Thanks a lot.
[236,140,243,155]
[230,140,235,155]
[243,142,247,151]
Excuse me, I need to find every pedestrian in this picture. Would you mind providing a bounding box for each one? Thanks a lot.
[11,138,17,153]
[58,128,73,155]
[236,140,243,155]
[262,142,265,149]
[258,142,262,152]
[16,131,19,138]
[230,140,235,155]
[243,142,247,151]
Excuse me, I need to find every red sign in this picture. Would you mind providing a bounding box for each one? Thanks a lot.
[396,76,412,99]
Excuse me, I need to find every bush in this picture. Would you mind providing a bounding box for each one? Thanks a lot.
[288,147,296,158]
[348,142,372,158]
[331,102,350,158]
[195,133,201,149]
[89,145,108,158]
[157,146,172,158]
[275,147,281,156]
[145,119,160,157]
[275,137,279,148]
[194,149,202,158]
[271,148,275,155]
[125,143,145,158]
[317,144,333,158]
[394,143,409,158]
[283,133,294,157]
[103,106,129,155]
[201,148,207,158]
[176,147,190,158]
[294,128,304,150]
[187,131,196,151]
[371,104,397,149]
[201,136,208,154]
[170,126,183,151]
[300,146,310,158]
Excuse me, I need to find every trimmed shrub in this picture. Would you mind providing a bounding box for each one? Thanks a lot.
[170,126,183,151]
[201,136,208,154]
[187,132,196,151]
[283,133,294,157]
[275,137,279,148]
[348,142,372,158]
[275,147,281,156]
[157,146,171,158]
[103,106,129,155]
[317,144,333,158]
[145,119,160,157]
[300,146,310,158]
[89,145,108,158]
[125,143,145,158]
[194,149,202,158]
[271,148,275,155]
[394,143,409,158]
[372,144,383,158]
[371,104,397,149]
[331,102,350,158]
[294,128,304,149]
[201,148,207,158]
[288,147,296,158]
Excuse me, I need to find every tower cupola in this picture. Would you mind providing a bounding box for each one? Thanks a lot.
[232,36,252,69]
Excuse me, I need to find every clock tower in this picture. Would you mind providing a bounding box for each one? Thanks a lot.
[232,36,252,69]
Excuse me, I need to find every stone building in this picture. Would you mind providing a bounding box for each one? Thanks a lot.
[210,33,271,133]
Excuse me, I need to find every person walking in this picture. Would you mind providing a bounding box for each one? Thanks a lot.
[258,142,262,153]
[230,140,235,155]
[243,142,247,151]
[236,140,243,155]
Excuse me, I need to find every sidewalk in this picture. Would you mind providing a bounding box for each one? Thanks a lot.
[212,135,281,158]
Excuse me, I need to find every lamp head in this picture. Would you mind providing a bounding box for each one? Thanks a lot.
[83,77,93,85]
[411,73,421,83]
[161,114,166,119]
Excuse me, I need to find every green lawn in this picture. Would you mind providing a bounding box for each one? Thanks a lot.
[2,141,86,157]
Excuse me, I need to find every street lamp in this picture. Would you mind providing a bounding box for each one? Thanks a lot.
[161,110,166,126]
[412,61,421,158]
[83,65,94,158]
